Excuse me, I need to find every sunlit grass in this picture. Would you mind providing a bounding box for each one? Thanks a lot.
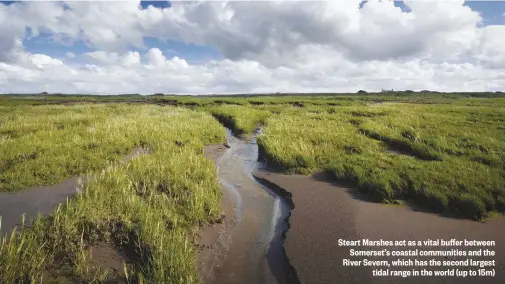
[2,95,505,283]
[255,103,505,220]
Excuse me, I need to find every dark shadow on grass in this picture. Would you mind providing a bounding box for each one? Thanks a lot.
[358,128,442,161]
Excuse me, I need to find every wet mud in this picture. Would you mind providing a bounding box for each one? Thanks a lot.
[253,170,505,284]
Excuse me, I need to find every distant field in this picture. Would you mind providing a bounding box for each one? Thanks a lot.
[2,91,505,107]
[0,104,225,283]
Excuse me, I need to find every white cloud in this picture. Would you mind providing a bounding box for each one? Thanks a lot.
[1,49,504,95]
[29,54,63,69]
[0,0,504,94]
[146,48,166,67]
[120,51,141,67]
[65,52,76,59]
[474,25,505,69]
[85,51,120,64]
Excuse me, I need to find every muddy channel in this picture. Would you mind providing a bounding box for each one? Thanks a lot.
[199,128,298,284]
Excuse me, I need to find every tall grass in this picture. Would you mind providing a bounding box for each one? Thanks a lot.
[0,105,225,283]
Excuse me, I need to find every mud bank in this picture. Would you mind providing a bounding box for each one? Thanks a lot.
[0,147,150,236]
[198,143,237,284]
[253,170,505,284]
[198,129,297,284]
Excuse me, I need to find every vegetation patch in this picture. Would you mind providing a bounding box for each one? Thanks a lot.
[205,105,271,136]
[1,93,505,284]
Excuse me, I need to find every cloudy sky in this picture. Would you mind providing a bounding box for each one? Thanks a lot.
[0,0,504,95]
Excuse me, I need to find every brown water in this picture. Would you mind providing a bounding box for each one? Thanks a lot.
[0,176,88,236]
[212,129,296,284]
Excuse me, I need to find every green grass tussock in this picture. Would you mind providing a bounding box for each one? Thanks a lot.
[204,105,271,136]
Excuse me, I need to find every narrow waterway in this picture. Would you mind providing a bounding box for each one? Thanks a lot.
[211,129,297,284]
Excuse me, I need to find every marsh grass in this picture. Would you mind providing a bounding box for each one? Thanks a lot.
[0,105,225,283]
[209,102,505,220]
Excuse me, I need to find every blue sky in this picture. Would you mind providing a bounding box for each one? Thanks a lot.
[23,34,223,65]
[140,1,171,9]
[466,1,505,25]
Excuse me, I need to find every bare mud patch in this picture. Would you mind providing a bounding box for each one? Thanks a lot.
[253,170,505,284]
[87,244,127,276]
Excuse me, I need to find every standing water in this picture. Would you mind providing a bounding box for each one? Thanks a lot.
[212,129,298,284]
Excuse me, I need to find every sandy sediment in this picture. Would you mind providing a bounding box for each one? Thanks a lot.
[253,170,505,284]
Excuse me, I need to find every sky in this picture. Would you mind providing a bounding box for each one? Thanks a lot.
[0,0,505,95]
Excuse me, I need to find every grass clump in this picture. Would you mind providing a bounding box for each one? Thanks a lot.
[458,194,487,220]
[203,105,271,136]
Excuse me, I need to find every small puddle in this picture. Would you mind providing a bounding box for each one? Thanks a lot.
[212,129,296,284]
[0,176,89,236]
[0,147,150,236]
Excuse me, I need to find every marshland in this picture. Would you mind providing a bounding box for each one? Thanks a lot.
[1,92,504,283]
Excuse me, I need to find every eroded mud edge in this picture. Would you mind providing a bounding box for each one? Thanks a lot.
[253,175,301,284]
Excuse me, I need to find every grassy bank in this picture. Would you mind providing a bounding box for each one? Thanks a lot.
[2,94,505,284]
[3,92,505,108]
[0,105,225,283]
